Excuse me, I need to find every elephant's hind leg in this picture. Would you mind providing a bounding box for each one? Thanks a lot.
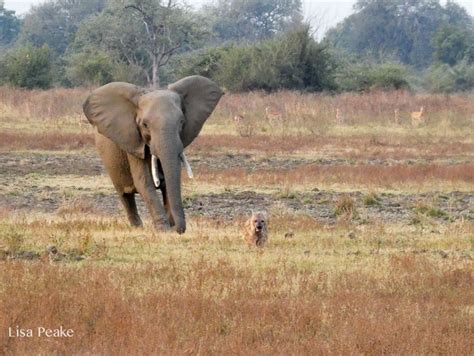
[120,193,142,227]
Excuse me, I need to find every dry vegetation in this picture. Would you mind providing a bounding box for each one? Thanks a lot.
[0,86,473,354]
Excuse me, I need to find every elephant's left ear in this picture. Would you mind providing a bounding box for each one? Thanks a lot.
[168,76,223,147]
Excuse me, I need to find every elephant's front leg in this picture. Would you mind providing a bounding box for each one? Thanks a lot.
[127,154,170,231]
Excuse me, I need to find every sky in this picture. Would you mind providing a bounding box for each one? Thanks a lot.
[4,0,474,37]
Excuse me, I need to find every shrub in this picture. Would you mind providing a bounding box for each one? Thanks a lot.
[334,195,357,218]
[424,61,474,93]
[171,46,227,80]
[175,25,336,92]
[66,51,114,86]
[1,43,53,89]
[363,192,381,206]
[335,61,411,92]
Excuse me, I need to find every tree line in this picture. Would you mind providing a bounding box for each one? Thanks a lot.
[0,0,473,92]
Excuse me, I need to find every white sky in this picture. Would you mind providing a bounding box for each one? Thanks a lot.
[4,0,474,37]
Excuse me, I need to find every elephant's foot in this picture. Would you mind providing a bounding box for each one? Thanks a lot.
[128,215,143,227]
[152,219,171,232]
[120,193,143,227]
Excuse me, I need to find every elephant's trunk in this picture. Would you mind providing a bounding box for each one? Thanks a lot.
[155,140,186,234]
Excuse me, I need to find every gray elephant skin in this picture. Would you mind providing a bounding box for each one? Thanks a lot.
[83,75,223,234]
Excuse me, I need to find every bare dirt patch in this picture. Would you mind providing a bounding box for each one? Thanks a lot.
[0,151,472,223]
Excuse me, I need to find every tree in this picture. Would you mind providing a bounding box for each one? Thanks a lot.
[124,0,198,88]
[66,50,115,85]
[326,0,473,68]
[2,43,53,88]
[19,0,106,55]
[177,25,336,92]
[335,60,410,91]
[72,0,204,88]
[424,60,474,92]
[203,0,303,42]
[0,0,21,47]
[432,26,474,65]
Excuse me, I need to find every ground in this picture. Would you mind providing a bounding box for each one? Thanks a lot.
[0,87,473,354]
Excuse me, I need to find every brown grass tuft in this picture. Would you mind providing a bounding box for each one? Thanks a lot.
[334,195,357,218]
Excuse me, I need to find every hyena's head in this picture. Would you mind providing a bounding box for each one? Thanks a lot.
[251,212,267,233]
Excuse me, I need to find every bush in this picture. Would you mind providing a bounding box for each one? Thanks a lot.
[175,25,336,92]
[1,43,53,89]
[171,46,227,80]
[66,51,114,86]
[424,61,474,93]
[335,61,411,92]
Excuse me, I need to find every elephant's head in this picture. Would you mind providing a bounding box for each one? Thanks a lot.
[83,76,223,233]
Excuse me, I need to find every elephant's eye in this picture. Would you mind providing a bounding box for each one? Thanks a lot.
[143,122,148,128]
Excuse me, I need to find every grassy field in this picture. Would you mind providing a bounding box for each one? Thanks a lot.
[0,86,473,354]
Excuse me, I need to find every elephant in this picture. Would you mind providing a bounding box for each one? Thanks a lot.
[83,75,223,234]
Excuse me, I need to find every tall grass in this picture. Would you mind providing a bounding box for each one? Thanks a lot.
[1,256,472,354]
[1,86,472,135]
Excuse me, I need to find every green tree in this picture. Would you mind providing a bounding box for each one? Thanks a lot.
[432,26,474,65]
[177,26,336,92]
[202,0,303,42]
[326,0,473,68]
[19,0,106,55]
[335,60,410,91]
[0,0,21,47]
[72,0,205,87]
[424,60,474,92]
[66,50,114,85]
[2,43,53,88]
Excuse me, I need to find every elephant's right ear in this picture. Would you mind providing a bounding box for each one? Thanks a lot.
[83,82,147,159]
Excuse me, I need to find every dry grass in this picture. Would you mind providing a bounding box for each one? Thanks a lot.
[191,133,473,160]
[217,89,473,134]
[0,213,472,354]
[0,132,94,151]
[1,257,472,354]
[1,86,473,137]
[195,163,474,188]
[0,86,87,121]
[0,86,473,353]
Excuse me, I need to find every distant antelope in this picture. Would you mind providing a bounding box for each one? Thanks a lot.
[411,106,425,127]
[394,109,400,125]
[265,106,283,122]
[233,114,253,137]
[233,114,245,125]
[335,108,345,124]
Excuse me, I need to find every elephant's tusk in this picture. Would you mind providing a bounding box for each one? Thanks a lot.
[180,152,194,179]
[151,155,160,188]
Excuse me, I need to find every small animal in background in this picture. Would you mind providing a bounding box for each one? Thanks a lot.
[244,212,268,247]
[233,114,245,125]
[265,106,283,122]
[394,108,400,125]
[411,106,425,127]
[335,108,345,124]
[233,114,253,137]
